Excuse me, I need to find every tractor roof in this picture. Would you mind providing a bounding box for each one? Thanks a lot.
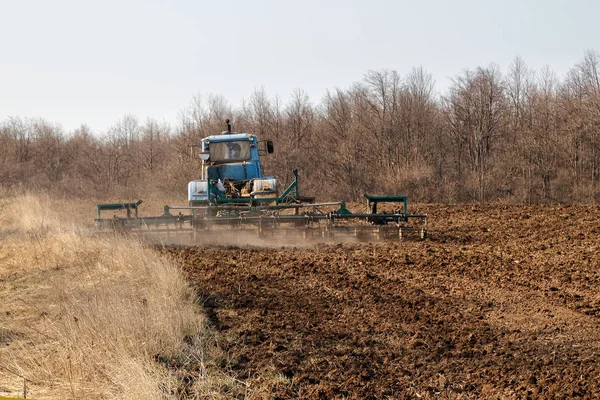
[203,133,253,142]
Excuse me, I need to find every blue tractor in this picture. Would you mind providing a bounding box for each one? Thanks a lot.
[188,120,281,206]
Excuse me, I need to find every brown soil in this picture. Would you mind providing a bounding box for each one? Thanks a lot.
[164,204,600,399]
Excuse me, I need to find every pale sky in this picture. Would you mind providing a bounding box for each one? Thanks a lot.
[0,0,598,133]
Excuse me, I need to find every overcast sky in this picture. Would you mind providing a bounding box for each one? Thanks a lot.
[1,0,598,133]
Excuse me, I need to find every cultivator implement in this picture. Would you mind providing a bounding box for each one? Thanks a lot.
[95,124,428,243]
[96,177,427,243]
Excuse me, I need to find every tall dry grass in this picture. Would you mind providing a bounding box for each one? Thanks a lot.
[0,194,207,399]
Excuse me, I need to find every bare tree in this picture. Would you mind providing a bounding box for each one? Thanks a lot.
[285,89,314,147]
[140,118,168,174]
[444,65,507,201]
[524,68,565,202]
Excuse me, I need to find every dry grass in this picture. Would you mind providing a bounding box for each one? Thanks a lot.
[0,194,208,399]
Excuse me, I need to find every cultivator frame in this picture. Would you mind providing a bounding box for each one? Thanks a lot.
[95,171,428,242]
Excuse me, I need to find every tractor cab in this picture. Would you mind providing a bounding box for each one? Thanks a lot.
[203,133,262,182]
[188,122,275,204]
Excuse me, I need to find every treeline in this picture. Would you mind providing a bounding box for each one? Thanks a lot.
[2,51,600,204]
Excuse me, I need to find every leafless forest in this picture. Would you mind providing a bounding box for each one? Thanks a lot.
[3,52,600,203]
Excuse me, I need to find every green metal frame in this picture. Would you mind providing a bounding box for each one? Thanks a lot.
[94,170,427,239]
[97,200,143,219]
[364,194,408,215]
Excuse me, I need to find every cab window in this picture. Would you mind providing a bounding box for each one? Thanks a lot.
[209,141,251,162]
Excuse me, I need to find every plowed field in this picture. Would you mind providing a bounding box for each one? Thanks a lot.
[164,204,600,399]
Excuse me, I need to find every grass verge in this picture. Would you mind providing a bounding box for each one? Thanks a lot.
[0,194,209,399]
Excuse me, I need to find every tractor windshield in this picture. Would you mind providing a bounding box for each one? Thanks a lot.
[209,141,251,163]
